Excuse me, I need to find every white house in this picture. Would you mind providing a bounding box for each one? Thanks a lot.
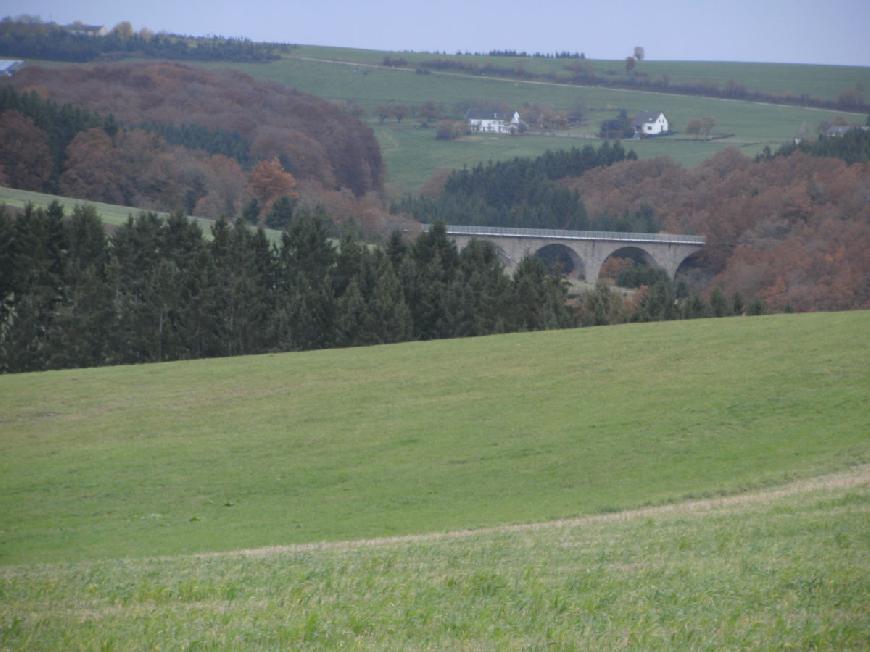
[0,60,24,77]
[65,24,108,37]
[466,110,524,135]
[633,111,669,137]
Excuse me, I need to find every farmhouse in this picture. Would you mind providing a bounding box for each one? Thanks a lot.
[0,60,24,77]
[466,110,524,135]
[65,23,108,37]
[633,111,669,136]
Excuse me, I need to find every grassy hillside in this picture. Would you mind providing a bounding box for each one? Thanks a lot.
[375,123,734,197]
[291,45,870,103]
[0,185,283,241]
[194,54,865,196]
[1,312,867,565]
[1,470,866,649]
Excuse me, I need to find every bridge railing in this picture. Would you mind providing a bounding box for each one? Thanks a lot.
[423,224,705,246]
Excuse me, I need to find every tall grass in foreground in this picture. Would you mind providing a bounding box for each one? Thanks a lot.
[1,474,867,649]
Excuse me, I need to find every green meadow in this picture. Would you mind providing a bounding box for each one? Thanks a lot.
[0,185,283,241]
[194,54,864,196]
[0,185,169,227]
[1,466,867,649]
[1,312,867,566]
[376,123,741,197]
[290,44,870,103]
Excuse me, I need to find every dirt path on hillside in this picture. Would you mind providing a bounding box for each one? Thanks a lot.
[198,464,870,560]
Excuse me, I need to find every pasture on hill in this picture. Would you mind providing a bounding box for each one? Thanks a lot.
[1,311,868,566]
[1,469,867,648]
[0,185,284,242]
[290,45,870,103]
[194,53,866,197]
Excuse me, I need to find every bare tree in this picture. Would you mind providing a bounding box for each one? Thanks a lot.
[700,116,716,139]
[625,56,636,74]
[634,46,645,61]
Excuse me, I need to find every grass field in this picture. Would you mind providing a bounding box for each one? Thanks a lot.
[194,54,864,196]
[2,312,868,648]
[1,312,867,566]
[376,124,744,197]
[0,185,283,242]
[1,462,867,648]
[290,44,870,103]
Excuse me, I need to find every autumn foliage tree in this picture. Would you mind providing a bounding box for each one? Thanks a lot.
[247,157,299,217]
[11,62,384,196]
[0,110,53,190]
[570,149,870,311]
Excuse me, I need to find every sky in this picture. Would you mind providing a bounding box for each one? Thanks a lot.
[4,0,870,67]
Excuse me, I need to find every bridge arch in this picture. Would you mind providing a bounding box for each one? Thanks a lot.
[533,243,585,279]
[598,246,664,283]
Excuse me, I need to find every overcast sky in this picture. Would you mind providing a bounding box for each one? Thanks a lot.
[5,0,870,66]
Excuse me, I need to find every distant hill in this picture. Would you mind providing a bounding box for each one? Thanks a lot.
[196,49,866,197]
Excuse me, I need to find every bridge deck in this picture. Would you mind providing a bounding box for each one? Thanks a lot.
[424,224,705,246]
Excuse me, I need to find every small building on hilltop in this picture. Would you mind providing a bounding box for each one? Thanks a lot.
[0,60,24,77]
[466,110,525,135]
[633,111,669,137]
[65,23,108,37]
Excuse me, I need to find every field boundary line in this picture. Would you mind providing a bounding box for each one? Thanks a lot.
[197,464,869,560]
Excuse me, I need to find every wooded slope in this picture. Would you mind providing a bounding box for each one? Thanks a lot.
[9,62,383,197]
[569,150,870,311]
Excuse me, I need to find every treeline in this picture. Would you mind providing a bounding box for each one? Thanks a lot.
[0,202,764,374]
[479,50,585,59]
[0,206,575,373]
[764,127,870,165]
[394,142,650,231]
[417,59,870,113]
[0,16,289,62]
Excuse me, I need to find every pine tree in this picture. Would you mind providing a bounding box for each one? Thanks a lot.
[335,279,369,346]
[370,258,412,343]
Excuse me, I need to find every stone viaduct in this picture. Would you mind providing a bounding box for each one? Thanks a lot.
[426,225,706,283]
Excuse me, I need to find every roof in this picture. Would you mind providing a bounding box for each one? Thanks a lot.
[66,24,104,32]
[465,109,505,121]
[0,60,24,74]
[632,111,665,127]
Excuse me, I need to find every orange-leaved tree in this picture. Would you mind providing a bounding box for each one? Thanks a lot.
[247,157,299,216]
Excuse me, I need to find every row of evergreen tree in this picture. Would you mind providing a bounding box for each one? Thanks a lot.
[1,202,763,374]
[0,204,573,373]
[393,142,649,231]
[137,122,252,167]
